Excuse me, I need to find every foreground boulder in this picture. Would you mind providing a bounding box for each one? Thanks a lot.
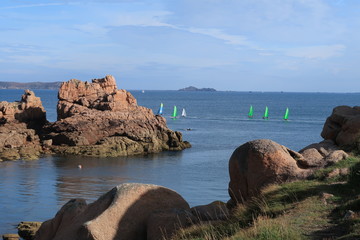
[321,106,360,152]
[0,90,46,161]
[228,139,310,204]
[43,75,190,157]
[35,183,192,240]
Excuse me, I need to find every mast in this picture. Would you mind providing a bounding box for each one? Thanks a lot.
[283,107,289,120]
[263,106,269,119]
[248,105,253,118]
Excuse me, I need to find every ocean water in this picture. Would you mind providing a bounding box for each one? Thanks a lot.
[0,89,359,235]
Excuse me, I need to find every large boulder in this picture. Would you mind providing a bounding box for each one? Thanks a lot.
[228,139,309,203]
[0,90,46,161]
[43,75,190,157]
[35,183,192,240]
[321,106,360,151]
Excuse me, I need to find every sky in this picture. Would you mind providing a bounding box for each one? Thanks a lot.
[0,0,360,92]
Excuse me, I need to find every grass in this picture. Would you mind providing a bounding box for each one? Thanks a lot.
[172,156,360,240]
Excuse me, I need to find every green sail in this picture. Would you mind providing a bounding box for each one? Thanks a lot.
[248,105,253,118]
[172,105,177,118]
[283,107,289,120]
[263,106,269,119]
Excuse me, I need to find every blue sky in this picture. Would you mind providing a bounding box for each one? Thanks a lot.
[0,0,359,92]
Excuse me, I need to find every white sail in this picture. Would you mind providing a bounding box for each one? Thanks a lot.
[181,108,186,117]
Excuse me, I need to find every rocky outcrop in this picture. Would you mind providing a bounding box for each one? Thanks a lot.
[35,183,192,240]
[228,139,310,203]
[321,106,360,152]
[0,89,46,124]
[43,75,190,157]
[0,90,47,161]
[298,140,348,168]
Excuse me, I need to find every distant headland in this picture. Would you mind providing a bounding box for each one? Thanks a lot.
[178,86,216,92]
[0,81,62,90]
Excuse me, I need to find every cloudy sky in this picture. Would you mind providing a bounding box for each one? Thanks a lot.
[0,0,359,92]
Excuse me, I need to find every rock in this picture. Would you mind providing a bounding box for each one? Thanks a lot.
[321,106,360,151]
[44,75,190,157]
[35,198,87,240]
[326,168,350,179]
[228,139,309,203]
[0,91,46,161]
[191,201,230,221]
[147,209,196,240]
[2,234,20,240]
[298,140,348,168]
[343,210,356,220]
[35,183,191,240]
[17,222,42,240]
[319,192,334,205]
[0,90,46,124]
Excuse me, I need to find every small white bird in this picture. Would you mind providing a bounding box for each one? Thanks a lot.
[78,164,82,169]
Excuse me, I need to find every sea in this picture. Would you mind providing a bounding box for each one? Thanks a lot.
[0,89,359,235]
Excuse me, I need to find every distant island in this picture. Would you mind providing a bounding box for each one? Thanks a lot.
[178,86,216,92]
[0,81,62,90]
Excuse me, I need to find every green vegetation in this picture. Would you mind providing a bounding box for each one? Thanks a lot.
[173,156,360,240]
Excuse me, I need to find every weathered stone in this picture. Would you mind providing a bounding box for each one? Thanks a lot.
[298,140,348,168]
[319,192,334,205]
[17,221,42,240]
[35,183,190,240]
[0,90,46,124]
[0,91,46,161]
[191,201,230,221]
[326,168,350,179]
[321,106,360,151]
[2,234,20,240]
[228,139,309,203]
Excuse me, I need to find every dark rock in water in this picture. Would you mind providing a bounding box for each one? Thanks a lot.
[43,75,190,157]
[17,221,42,240]
[321,105,360,152]
[228,139,310,204]
[35,183,192,240]
[0,90,46,161]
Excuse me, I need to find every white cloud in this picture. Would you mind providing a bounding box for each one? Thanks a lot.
[285,44,346,59]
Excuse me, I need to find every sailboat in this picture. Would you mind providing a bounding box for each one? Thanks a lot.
[157,103,164,115]
[248,105,253,118]
[283,107,289,121]
[181,108,186,117]
[171,106,178,119]
[263,106,269,119]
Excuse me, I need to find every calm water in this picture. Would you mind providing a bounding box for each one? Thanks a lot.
[0,89,359,235]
